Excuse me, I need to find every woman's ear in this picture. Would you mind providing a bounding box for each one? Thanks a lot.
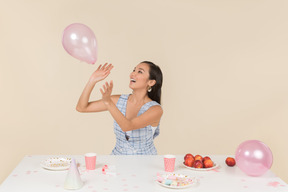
[148,79,156,87]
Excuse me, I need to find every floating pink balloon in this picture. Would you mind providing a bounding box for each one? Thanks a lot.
[62,23,97,64]
[235,140,273,176]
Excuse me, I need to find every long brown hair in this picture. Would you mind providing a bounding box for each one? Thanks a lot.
[142,61,163,104]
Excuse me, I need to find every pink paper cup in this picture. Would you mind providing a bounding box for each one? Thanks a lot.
[164,155,176,172]
[85,153,97,170]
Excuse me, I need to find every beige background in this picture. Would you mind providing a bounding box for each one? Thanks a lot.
[1,0,288,184]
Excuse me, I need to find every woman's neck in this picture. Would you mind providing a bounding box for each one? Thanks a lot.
[130,90,150,105]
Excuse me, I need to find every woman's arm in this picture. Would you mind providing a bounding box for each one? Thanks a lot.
[100,81,163,132]
[76,63,114,112]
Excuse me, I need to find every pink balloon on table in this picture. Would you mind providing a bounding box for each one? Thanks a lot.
[235,140,273,176]
[62,23,97,64]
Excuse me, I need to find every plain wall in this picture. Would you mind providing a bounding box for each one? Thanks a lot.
[1,0,288,183]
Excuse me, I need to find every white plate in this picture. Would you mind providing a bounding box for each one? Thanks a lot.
[183,162,219,171]
[155,173,197,189]
[40,157,72,171]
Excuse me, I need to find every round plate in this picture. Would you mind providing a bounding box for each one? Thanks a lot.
[183,162,219,171]
[40,157,72,171]
[155,173,197,189]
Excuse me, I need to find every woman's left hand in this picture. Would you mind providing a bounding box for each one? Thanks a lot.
[100,80,113,105]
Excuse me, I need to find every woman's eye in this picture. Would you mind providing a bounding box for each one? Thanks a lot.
[133,69,135,72]
[138,71,143,74]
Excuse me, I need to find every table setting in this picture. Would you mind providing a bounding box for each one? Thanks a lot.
[0,152,287,192]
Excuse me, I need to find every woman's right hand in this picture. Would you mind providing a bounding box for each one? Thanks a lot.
[89,63,114,83]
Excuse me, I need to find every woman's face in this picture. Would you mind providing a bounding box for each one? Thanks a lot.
[129,63,152,90]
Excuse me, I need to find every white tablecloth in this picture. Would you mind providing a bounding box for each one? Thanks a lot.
[0,155,287,192]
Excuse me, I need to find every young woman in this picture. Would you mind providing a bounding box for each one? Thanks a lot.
[76,61,163,155]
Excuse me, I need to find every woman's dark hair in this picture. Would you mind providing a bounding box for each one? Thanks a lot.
[141,61,163,104]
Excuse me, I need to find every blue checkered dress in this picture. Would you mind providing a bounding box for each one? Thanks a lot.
[111,94,161,155]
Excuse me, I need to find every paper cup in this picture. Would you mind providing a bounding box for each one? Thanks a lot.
[85,153,97,170]
[164,155,176,172]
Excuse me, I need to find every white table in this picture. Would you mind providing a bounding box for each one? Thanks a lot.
[0,155,287,192]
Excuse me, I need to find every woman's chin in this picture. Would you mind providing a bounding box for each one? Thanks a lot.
[129,83,135,89]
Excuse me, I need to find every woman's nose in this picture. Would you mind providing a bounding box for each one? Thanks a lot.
[130,71,136,77]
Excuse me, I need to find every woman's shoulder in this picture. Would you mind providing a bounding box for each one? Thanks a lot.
[144,104,163,118]
[147,100,161,108]
[149,103,163,111]
[144,101,163,113]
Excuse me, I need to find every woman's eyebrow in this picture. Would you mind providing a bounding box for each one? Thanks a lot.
[138,68,145,72]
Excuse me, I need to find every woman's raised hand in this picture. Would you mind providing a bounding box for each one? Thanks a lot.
[89,63,113,83]
[100,80,113,105]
